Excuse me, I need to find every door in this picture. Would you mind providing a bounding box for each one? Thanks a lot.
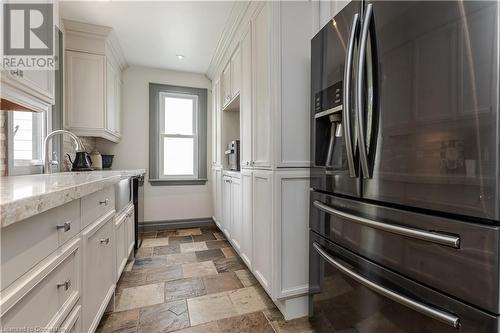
[106,59,117,134]
[252,170,273,293]
[362,1,499,220]
[215,168,223,223]
[114,70,122,137]
[310,1,362,197]
[221,64,231,107]
[82,217,114,333]
[240,26,253,169]
[115,214,127,279]
[231,45,242,98]
[222,175,232,237]
[309,232,499,332]
[66,51,105,130]
[230,177,242,251]
[241,170,253,267]
[252,3,272,169]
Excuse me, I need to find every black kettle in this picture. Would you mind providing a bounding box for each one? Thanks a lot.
[67,152,93,171]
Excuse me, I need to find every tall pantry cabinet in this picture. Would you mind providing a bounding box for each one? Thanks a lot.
[210,1,312,320]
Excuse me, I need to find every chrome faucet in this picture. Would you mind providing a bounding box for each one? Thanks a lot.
[43,130,85,173]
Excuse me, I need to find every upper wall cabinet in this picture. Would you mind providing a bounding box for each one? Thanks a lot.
[63,20,127,143]
[221,45,242,110]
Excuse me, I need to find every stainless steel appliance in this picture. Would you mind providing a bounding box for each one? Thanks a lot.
[225,140,240,171]
[114,178,131,214]
[132,175,144,250]
[309,1,500,331]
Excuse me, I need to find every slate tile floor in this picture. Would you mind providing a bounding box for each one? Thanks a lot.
[97,226,315,333]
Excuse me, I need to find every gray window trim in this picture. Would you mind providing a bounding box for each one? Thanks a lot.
[149,83,208,186]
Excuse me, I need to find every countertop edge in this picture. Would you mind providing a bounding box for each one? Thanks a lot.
[1,169,146,228]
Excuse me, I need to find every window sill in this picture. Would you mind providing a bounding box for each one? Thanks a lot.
[149,178,208,186]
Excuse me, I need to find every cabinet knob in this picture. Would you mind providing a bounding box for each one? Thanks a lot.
[99,198,109,206]
[56,221,71,232]
[100,237,110,245]
[56,279,71,291]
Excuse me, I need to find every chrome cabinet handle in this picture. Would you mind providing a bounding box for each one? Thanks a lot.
[312,242,460,328]
[313,201,460,248]
[56,279,71,291]
[99,198,109,206]
[100,238,110,245]
[356,3,373,178]
[56,221,71,232]
[343,13,360,178]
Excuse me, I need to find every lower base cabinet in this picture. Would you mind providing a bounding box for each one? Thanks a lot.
[82,211,116,333]
[115,204,135,280]
[252,170,273,294]
[0,183,138,333]
[0,238,82,331]
[240,170,253,267]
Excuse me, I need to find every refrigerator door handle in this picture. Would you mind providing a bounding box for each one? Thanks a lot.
[343,13,360,178]
[312,242,461,328]
[356,3,373,178]
[313,201,460,248]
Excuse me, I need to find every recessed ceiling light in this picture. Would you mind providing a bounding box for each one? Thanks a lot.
[176,54,185,60]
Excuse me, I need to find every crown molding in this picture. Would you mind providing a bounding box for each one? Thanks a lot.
[206,1,251,80]
[63,19,128,70]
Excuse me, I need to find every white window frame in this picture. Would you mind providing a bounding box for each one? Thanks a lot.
[158,92,199,180]
[7,110,51,176]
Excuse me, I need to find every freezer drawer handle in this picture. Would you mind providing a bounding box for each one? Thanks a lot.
[312,242,460,328]
[313,201,460,248]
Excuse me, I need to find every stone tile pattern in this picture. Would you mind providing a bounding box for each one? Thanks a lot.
[97,226,313,333]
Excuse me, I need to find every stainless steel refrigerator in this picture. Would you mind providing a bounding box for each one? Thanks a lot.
[309,1,500,331]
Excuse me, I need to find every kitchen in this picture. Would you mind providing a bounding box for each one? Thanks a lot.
[0,1,499,332]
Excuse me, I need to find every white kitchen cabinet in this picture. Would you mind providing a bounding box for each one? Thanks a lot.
[240,25,253,169]
[0,182,139,333]
[221,45,242,110]
[252,170,273,294]
[65,51,106,132]
[64,20,126,143]
[221,64,232,108]
[252,3,272,169]
[240,169,253,267]
[212,79,222,166]
[215,167,223,225]
[273,170,310,299]
[222,175,232,237]
[0,239,81,332]
[230,177,242,251]
[221,173,242,252]
[115,211,127,280]
[81,212,115,333]
[231,46,242,98]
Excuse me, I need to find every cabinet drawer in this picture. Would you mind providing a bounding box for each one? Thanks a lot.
[82,213,115,333]
[1,239,81,331]
[60,304,82,333]
[1,199,81,289]
[81,186,115,228]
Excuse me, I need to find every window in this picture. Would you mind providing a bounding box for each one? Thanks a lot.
[160,93,198,178]
[7,111,47,175]
[149,84,208,185]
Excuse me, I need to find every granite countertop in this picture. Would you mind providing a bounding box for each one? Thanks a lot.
[0,169,146,228]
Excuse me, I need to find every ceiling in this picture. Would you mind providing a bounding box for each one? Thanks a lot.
[60,1,235,74]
